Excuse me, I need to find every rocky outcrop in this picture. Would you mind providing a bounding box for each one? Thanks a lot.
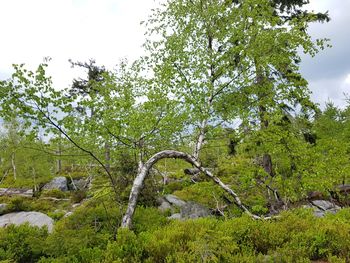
[305,200,341,218]
[0,211,54,232]
[159,194,211,220]
[0,188,33,197]
[168,213,181,220]
[42,177,68,192]
[180,201,211,219]
[161,193,344,220]
[158,199,173,212]
[67,177,91,191]
[164,194,186,207]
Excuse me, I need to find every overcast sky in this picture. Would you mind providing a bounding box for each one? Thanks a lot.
[0,0,349,109]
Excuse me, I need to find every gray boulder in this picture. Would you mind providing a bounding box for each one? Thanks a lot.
[0,204,8,215]
[306,200,341,218]
[164,194,186,207]
[43,177,68,192]
[168,213,182,220]
[70,178,88,190]
[311,200,340,211]
[180,201,211,219]
[158,200,173,212]
[0,211,54,233]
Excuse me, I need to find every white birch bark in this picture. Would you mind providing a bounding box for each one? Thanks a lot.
[121,150,260,229]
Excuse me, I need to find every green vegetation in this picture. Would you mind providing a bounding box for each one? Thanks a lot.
[0,206,349,262]
[0,0,348,262]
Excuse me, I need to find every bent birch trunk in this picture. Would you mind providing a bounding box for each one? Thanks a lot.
[121,150,260,229]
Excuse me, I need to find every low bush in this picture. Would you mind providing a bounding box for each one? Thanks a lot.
[0,224,48,263]
[5,196,32,212]
[40,189,68,199]
[0,208,349,262]
[70,190,87,204]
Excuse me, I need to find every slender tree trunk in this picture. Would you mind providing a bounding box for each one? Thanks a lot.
[32,167,37,192]
[56,154,62,173]
[192,32,215,160]
[193,118,208,160]
[255,63,274,178]
[0,169,9,185]
[259,104,274,177]
[56,151,62,174]
[11,152,16,181]
[121,150,260,229]
[262,153,274,177]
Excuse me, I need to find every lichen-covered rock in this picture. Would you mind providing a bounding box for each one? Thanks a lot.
[69,178,88,190]
[167,213,182,220]
[305,200,341,218]
[311,200,340,211]
[0,211,54,232]
[158,200,173,212]
[164,194,186,207]
[43,177,68,192]
[180,201,211,219]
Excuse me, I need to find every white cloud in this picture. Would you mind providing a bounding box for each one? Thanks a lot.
[0,0,348,109]
[344,74,350,85]
[0,0,159,89]
[301,0,350,108]
[308,74,350,109]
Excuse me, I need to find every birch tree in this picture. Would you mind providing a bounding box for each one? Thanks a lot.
[121,0,328,228]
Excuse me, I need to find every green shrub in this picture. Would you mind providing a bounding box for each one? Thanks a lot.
[133,206,168,233]
[173,181,225,208]
[162,180,186,194]
[47,210,66,221]
[0,224,48,263]
[2,196,69,214]
[70,190,87,204]
[104,228,143,263]
[41,189,68,199]
[1,205,349,262]
[6,197,31,212]
[43,200,121,261]
[29,199,59,213]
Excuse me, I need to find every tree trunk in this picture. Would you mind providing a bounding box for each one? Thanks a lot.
[121,150,260,229]
[193,118,208,160]
[11,152,16,181]
[262,153,274,177]
[56,154,62,173]
[255,62,274,178]
[32,167,37,192]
